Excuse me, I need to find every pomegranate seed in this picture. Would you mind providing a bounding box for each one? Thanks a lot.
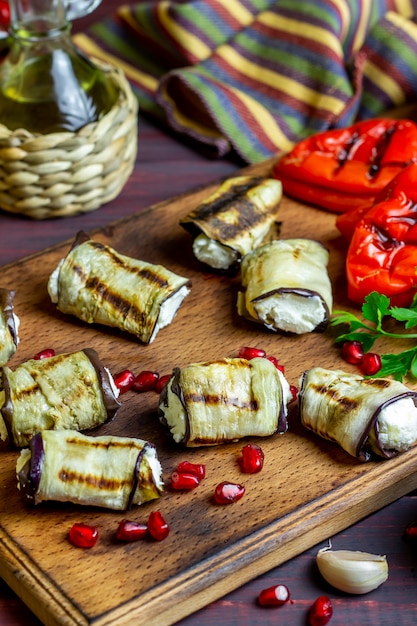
[238,346,266,360]
[360,352,382,376]
[116,519,148,542]
[132,370,159,392]
[170,471,200,490]
[289,385,298,403]
[257,583,291,606]
[113,369,135,393]
[68,523,99,549]
[155,374,171,394]
[33,348,55,360]
[341,340,364,365]
[266,355,285,372]
[403,521,417,544]
[213,481,245,505]
[0,1,10,28]
[239,443,264,474]
[177,461,206,480]
[309,595,333,626]
[147,511,170,541]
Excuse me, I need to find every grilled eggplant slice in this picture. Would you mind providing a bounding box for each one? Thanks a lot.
[299,367,417,461]
[0,348,120,448]
[237,238,333,334]
[16,430,163,510]
[159,356,291,446]
[48,231,191,344]
[180,176,282,271]
[0,288,19,367]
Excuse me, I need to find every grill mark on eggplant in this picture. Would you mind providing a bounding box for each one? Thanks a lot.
[183,392,259,411]
[58,468,130,491]
[181,176,274,240]
[310,382,360,411]
[65,435,144,451]
[9,381,41,401]
[88,242,171,288]
[72,262,169,290]
[68,263,166,322]
[192,178,264,218]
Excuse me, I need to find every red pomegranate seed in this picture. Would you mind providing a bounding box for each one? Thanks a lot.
[68,523,99,549]
[257,583,291,606]
[147,511,170,541]
[289,385,298,403]
[155,374,171,394]
[266,355,285,372]
[404,521,417,543]
[309,595,333,626]
[213,481,245,505]
[239,443,264,474]
[170,471,200,490]
[116,519,148,542]
[341,340,364,365]
[132,370,159,392]
[113,369,135,393]
[360,352,382,376]
[238,346,266,360]
[177,461,206,480]
[33,348,55,360]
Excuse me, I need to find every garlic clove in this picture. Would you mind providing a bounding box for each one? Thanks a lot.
[316,547,388,594]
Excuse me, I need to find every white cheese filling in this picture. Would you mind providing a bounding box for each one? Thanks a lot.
[255,292,326,334]
[149,285,190,344]
[371,397,417,452]
[277,369,293,408]
[161,377,187,443]
[193,233,238,270]
[133,446,164,500]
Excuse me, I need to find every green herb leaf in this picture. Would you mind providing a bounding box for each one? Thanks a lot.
[390,305,417,329]
[362,292,391,327]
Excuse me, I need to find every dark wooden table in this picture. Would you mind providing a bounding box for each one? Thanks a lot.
[1,2,417,625]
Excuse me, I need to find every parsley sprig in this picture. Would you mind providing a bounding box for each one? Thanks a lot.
[331,291,417,381]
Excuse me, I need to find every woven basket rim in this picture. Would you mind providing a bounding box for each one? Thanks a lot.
[0,62,138,219]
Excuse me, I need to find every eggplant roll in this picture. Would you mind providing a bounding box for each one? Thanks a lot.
[0,288,19,367]
[48,231,191,344]
[237,239,333,334]
[299,367,417,461]
[180,176,282,270]
[16,430,163,510]
[159,357,292,446]
[0,348,120,448]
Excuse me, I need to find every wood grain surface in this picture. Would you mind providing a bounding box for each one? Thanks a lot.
[1,158,417,626]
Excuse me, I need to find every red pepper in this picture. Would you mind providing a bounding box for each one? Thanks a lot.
[345,162,417,306]
[273,118,417,213]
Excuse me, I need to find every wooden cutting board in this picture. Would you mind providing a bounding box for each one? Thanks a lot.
[1,159,417,626]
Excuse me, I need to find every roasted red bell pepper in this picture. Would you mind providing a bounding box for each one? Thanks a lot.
[345,162,417,306]
[273,118,417,213]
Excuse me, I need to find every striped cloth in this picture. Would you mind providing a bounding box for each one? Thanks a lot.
[75,0,417,164]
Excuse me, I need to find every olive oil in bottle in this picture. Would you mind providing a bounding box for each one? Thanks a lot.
[0,0,118,133]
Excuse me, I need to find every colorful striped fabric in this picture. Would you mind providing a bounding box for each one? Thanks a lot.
[75,0,417,163]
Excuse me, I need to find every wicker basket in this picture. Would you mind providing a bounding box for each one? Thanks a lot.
[0,64,138,219]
